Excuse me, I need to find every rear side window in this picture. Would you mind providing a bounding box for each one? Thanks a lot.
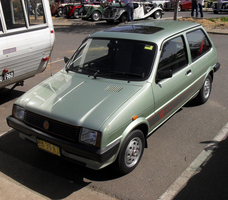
[26,0,46,25]
[158,36,188,74]
[187,29,211,61]
[1,0,26,30]
[1,0,46,31]
[0,18,2,32]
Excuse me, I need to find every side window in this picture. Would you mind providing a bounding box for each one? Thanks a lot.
[0,18,3,32]
[187,29,211,61]
[25,0,46,25]
[158,36,188,74]
[1,0,26,30]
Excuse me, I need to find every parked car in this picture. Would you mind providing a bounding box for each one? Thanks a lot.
[80,4,104,21]
[213,0,228,13]
[7,20,220,175]
[50,0,78,16]
[103,2,163,23]
[164,0,192,11]
[63,1,101,19]
[62,3,83,18]
[150,0,169,9]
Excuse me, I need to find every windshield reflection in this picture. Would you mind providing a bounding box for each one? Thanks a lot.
[66,38,156,81]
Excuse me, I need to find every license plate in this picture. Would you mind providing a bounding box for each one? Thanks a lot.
[0,71,14,82]
[37,139,61,156]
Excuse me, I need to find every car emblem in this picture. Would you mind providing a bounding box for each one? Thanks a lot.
[43,120,49,130]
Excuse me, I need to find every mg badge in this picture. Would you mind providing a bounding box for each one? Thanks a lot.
[43,120,49,130]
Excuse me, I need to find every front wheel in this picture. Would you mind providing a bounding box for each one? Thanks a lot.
[178,5,182,12]
[115,130,145,174]
[196,74,212,104]
[153,10,162,19]
[57,8,63,17]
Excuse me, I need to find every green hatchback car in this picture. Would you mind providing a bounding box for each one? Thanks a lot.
[7,20,220,174]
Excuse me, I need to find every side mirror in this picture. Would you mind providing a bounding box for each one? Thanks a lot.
[156,70,172,83]
[64,56,69,63]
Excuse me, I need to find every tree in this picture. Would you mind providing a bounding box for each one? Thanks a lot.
[173,0,179,20]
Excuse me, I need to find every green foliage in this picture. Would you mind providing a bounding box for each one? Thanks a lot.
[208,17,228,22]
[221,17,228,22]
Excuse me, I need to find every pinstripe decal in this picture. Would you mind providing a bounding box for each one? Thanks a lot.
[148,76,204,127]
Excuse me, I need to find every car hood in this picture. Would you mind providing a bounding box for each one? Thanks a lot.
[20,71,142,130]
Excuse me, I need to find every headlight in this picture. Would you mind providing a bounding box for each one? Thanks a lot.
[79,128,101,147]
[12,105,25,121]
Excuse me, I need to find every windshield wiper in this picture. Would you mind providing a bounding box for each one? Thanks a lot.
[93,71,144,79]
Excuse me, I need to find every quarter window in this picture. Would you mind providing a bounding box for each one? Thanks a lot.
[187,29,211,61]
[1,0,26,30]
[26,0,46,25]
[158,36,188,74]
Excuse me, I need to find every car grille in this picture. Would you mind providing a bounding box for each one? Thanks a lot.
[24,111,80,142]
[103,7,117,18]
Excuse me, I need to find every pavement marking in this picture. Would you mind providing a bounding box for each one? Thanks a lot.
[158,122,228,200]
[0,129,13,138]
[49,58,64,64]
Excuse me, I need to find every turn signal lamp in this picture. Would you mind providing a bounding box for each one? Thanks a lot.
[132,115,138,121]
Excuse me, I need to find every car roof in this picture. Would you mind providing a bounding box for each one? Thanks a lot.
[90,20,202,44]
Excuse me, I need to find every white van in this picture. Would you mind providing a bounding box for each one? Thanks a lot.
[0,0,55,90]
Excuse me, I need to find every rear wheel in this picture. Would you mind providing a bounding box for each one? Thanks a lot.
[92,11,101,21]
[153,10,161,19]
[73,8,80,19]
[115,130,145,174]
[195,74,212,104]
[121,13,128,23]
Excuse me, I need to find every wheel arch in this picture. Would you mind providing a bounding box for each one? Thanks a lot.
[120,117,149,149]
[209,70,214,82]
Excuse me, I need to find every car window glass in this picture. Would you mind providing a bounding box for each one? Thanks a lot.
[26,0,46,25]
[158,36,188,75]
[69,38,156,81]
[1,0,26,30]
[187,29,211,61]
[0,19,2,32]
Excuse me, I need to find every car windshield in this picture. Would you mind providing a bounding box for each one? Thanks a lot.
[66,38,156,81]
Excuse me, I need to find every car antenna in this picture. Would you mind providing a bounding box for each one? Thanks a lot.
[49,55,53,76]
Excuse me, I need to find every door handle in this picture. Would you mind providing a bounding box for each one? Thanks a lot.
[185,70,192,76]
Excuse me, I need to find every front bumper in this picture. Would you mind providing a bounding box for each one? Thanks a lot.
[7,116,120,169]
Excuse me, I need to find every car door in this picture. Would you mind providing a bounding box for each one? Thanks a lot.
[148,35,195,130]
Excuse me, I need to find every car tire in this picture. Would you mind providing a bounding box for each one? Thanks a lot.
[153,10,161,19]
[196,74,212,104]
[159,4,163,9]
[121,13,128,23]
[114,130,145,175]
[92,11,101,21]
[178,5,182,12]
[57,8,63,17]
[73,8,80,19]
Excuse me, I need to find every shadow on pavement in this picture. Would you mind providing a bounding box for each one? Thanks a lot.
[0,88,24,105]
[0,129,122,199]
[174,135,228,200]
